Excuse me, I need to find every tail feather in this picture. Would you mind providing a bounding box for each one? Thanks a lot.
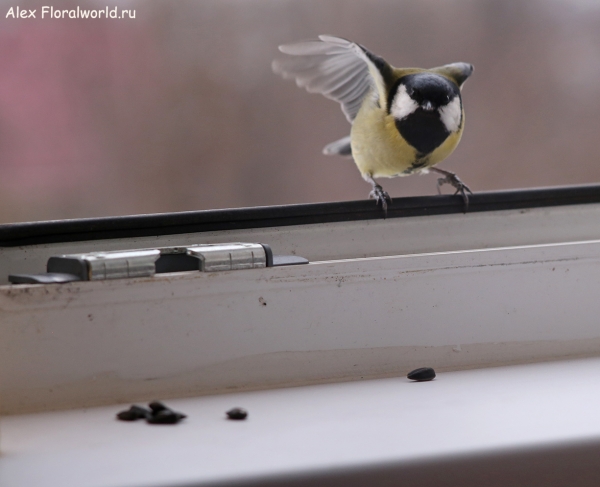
[323,135,352,157]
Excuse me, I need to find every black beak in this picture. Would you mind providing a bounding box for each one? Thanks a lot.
[422,100,434,111]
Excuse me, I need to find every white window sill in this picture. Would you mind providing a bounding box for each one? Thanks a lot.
[4,189,600,485]
[3,357,600,487]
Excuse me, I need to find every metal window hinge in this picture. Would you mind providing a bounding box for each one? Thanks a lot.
[188,243,268,272]
[47,249,161,281]
[8,243,308,284]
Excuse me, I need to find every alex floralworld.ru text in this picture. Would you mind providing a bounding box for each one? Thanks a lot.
[6,6,136,19]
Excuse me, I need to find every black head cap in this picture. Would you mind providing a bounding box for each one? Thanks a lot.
[401,73,460,110]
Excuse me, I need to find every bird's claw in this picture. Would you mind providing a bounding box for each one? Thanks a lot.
[436,173,473,211]
[369,184,392,216]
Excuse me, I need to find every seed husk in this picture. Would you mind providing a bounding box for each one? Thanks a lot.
[147,409,187,424]
[148,401,168,413]
[116,405,151,421]
[226,407,248,420]
[407,367,436,381]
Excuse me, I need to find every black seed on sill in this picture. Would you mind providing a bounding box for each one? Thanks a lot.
[148,401,168,413]
[407,367,436,381]
[116,405,151,421]
[226,407,248,420]
[147,409,187,424]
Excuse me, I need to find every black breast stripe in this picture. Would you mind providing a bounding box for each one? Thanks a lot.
[395,109,450,156]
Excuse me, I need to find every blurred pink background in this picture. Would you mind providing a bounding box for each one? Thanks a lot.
[0,0,600,223]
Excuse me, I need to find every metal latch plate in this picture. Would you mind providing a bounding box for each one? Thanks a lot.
[8,242,308,284]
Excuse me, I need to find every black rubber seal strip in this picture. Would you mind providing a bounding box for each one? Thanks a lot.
[1,184,600,247]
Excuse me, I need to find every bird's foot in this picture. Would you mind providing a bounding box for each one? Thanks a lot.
[431,168,473,212]
[369,184,392,216]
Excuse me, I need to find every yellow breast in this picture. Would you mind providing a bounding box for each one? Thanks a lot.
[350,98,464,179]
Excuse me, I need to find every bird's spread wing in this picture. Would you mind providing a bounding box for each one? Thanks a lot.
[273,35,392,123]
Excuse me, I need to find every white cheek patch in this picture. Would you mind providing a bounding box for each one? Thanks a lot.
[390,84,418,120]
[439,97,462,133]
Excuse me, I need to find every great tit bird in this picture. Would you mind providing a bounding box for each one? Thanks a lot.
[273,35,474,212]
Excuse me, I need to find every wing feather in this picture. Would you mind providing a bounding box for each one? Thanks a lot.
[430,62,474,88]
[273,35,387,123]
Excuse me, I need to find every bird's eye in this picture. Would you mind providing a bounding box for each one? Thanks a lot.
[446,95,450,101]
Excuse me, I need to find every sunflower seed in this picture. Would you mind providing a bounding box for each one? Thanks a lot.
[226,407,248,420]
[116,405,151,421]
[407,367,436,381]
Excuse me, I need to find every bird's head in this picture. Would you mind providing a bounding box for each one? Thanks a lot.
[390,72,463,133]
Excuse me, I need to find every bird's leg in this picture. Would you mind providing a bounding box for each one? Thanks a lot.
[430,167,473,211]
[363,174,392,216]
